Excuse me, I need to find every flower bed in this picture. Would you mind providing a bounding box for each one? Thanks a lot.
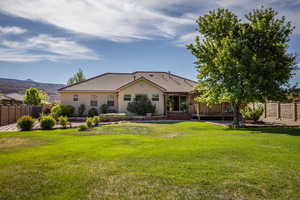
[69,114,166,122]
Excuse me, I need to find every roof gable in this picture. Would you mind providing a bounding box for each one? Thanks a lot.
[117,77,167,92]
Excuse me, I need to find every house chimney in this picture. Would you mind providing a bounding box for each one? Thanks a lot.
[168,71,171,79]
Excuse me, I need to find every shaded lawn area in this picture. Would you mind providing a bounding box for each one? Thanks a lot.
[0,122,300,200]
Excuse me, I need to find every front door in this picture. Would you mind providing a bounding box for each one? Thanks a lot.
[167,95,187,112]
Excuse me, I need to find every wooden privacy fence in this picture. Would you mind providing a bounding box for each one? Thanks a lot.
[195,102,232,114]
[0,105,42,126]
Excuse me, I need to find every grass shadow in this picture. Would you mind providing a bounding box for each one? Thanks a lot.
[228,127,300,136]
[135,121,184,125]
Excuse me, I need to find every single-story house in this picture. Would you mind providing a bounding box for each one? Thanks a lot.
[0,93,24,105]
[58,71,232,119]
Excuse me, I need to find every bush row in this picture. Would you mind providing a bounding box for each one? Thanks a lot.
[48,103,115,118]
[17,115,103,131]
[17,115,70,131]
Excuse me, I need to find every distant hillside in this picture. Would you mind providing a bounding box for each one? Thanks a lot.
[0,78,65,95]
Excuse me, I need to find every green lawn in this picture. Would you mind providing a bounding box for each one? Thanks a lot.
[0,122,300,200]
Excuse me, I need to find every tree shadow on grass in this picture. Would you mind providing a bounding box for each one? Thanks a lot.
[228,127,300,136]
[136,121,183,125]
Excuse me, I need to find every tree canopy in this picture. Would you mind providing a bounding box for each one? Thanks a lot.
[24,88,48,105]
[187,8,296,127]
[67,68,86,85]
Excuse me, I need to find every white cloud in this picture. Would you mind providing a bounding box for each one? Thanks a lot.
[0,33,99,62]
[0,0,194,42]
[174,32,200,47]
[0,26,27,35]
[0,48,66,62]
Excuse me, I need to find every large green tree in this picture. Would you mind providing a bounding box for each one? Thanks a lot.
[67,68,86,85]
[187,8,296,127]
[24,88,48,105]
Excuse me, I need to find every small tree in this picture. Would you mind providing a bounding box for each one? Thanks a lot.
[24,88,48,105]
[67,68,86,85]
[187,8,296,128]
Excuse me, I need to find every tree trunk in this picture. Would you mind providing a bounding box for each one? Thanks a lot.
[232,103,241,128]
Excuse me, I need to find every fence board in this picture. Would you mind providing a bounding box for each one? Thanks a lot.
[281,103,293,120]
[266,103,277,118]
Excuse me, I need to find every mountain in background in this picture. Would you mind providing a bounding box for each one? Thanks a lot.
[0,77,65,95]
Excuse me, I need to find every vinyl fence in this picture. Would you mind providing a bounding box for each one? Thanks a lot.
[0,105,42,126]
[261,102,299,122]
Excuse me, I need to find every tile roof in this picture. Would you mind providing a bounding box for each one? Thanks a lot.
[59,71,197,93]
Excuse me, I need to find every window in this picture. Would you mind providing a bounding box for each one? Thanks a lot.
[107,95,114,106]
[73,94,78,102]
[90,95,98,107]
[152,94,159,101]
[124,94,131,101]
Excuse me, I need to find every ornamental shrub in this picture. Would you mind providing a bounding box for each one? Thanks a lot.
[78,104,86,116]
[78,124,88,131]
[61,105,75,117]
[92,116,102,126]
[40,115,56,130]
[58,116,69,129]
[86,117,94,128]
[127,96,156,115]
[88,108,98,117]
[50,104,63,117]
[17,116,35,131]
[241,105,264,122]
[100,104,109,114]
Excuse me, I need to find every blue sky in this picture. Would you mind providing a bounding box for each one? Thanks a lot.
[0,0,299,85]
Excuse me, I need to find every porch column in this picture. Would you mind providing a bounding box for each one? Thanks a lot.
[163,94,168,115]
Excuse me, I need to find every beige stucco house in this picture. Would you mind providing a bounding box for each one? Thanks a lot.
[58,71,199,117]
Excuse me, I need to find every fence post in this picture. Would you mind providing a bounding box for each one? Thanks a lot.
[15,105,17,122]
[7,105,10,125]
[0,105,2,126]
[294,102,297,121]
[277,102,281,120]
[264,103,267,118]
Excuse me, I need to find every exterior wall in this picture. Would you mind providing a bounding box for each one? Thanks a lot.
[59,92,118,115]
[118,80,164,115]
